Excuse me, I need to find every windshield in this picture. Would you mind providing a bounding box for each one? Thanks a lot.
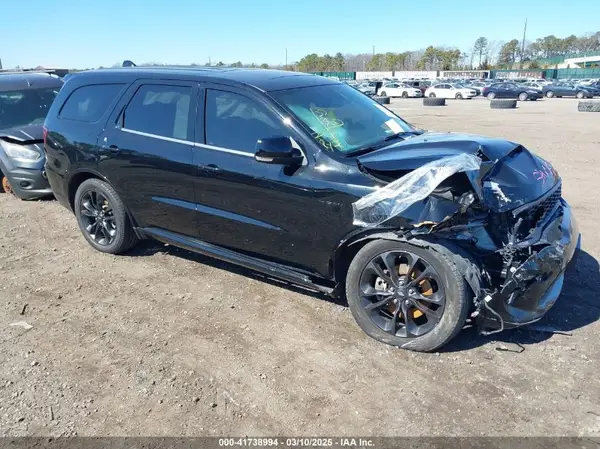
[0,87,60,130]
[270,84,415,154]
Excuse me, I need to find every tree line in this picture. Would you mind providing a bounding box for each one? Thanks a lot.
[291,31,600,72]
[98,30,599,73]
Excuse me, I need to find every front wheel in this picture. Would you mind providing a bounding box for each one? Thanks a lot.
[429,92,436,98]
[345,239,470,352]
[518,92,528,101]
[402,91,408,98]
[576,91,585,99]
[546,90,554,98]
[455,93,463,100]
[487,92,496,100]
[74,178,138,254]
[380,91,387,97]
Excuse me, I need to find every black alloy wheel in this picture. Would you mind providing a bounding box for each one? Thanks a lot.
[358,250,445,338]
[79,190,117,246]
[74,178,138,254]
[345,239,469,352]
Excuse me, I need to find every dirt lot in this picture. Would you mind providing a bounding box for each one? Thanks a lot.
[1,97,599,437]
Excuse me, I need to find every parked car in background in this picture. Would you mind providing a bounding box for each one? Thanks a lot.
[356,82,376,96]
[523,81,547,91]
[543,83,593,99]
[404,80,431,95]
[579,84,600,96]
[43,67,579,352]
[378,82,423,98]
[457,83,482,96]
[0,72,63,199]
[425,83,477,99]
[483,82,543,101]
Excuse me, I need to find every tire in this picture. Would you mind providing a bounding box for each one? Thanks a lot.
[490,99,517,109]
[546,90,554,98]
[429,92,436,98]
[578,100,600,112]
[518,92,528,101]
[402,91,408,98]
[380,91,387,97]
[487,92,496,100]
[455,93,463,100]
[373,96,391,105]
[74,178,138,254]
[423,97,446,106]
[576,91,584,99]
[345,239,470,352]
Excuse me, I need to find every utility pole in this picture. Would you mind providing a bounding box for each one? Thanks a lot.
[209,56,211,66]
[372,45,375,57]
[520,18,527,69]
[285,48,288,70]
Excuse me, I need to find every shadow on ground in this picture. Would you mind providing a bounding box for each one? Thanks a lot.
[128,240,599,353]
[127,240,346,306]
[444,249,600,352]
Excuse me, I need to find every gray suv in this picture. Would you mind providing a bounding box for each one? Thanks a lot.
[0,72,62,199]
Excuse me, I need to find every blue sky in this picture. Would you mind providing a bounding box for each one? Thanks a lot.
[2,0,599,69]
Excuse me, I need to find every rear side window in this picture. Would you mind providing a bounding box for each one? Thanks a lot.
[60,84,124,122]
[123,84,192,140]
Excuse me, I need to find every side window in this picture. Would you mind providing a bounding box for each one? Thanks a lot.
[205,89,288,153]
[59,84,124,122]
[123,84,192,140]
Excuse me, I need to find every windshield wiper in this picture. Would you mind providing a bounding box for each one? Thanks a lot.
[347,132,415,157]
[383,131,410,142]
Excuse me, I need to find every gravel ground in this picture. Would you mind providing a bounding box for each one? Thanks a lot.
[1,96,599,437]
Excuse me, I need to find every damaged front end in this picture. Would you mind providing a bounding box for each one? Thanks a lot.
[352,134,581,333]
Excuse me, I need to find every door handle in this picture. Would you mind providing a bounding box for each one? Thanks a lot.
[200,164,220,173]
[107,145,120,153]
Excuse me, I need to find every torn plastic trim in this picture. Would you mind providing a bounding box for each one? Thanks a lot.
[352,153,482,228]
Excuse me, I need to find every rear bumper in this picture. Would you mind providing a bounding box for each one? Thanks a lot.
[480,200,580,329]
[0,151,52,200]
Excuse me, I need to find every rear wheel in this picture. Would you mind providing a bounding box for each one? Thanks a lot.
[1,175,14,196]
[487,92,496,100]
[576,91,585,99]
[74,178,138,254]
[345,239,470,352]
[546,90,554,98]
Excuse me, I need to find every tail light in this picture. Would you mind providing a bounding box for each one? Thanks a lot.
[42,126,48,145]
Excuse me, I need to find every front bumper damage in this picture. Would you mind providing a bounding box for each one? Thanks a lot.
[478,198,579,330]
[352,150,581,334]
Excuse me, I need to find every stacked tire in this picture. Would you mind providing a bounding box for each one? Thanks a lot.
[374,96,391,105]
[578,101,600,112]
[490,99,517,109]
[423,97,446,107]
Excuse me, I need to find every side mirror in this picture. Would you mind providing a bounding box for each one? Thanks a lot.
[254,136,304,166]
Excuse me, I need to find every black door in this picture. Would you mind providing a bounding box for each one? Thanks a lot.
[191,84,329,275]
[97,80,199,237]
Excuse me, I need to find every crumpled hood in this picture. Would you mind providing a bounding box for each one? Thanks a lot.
[357,132,560,212]
[0,124,44,143]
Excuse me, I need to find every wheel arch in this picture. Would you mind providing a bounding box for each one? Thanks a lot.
[333,230,482,303]
[67,169,141,231]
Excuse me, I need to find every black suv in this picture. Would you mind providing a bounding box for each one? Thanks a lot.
[44,68,579,352]
[0,72,63,199]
